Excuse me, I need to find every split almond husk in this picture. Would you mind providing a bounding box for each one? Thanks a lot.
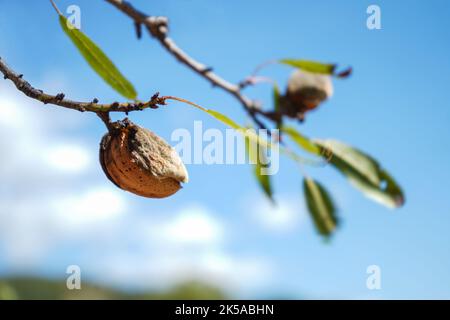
[99,119,188,198]
[280,69,333,121]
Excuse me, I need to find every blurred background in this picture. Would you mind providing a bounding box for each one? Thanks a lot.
[0,0,450,299]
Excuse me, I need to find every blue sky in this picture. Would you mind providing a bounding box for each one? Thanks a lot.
[0,0,450,299]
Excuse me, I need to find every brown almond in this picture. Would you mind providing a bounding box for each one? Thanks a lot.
[99,119,188,198]
[280,69,333,121]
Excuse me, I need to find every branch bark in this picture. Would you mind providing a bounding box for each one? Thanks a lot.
[0,1,277,130]
[103,0,276,126]
[0,57,165,113]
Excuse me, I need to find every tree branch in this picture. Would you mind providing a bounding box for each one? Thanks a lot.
[103,0,276,126]
[0,57,165,113]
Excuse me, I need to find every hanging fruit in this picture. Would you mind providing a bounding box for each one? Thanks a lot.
[99,119,188,198]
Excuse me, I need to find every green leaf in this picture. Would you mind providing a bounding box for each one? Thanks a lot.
[273,84,283,131]
[314,140,405,208]
[279,124,405,208]
[303,178,338,237]
[279,59,336,75]
[273,84,281,113]
[58,15,137,99]
[183,101,278,201]
[278,124,405,209]
[196,108,271,150]
[281,126,321,155]
[256,161,272,201]
[176,98,322,166]
[204,109,242,130]
[245,136,274,202]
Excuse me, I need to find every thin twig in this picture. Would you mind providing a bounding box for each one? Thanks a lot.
[103,0,273,128]
[96,111,114,131]
[49,0,63,15]
[0,57,166,113]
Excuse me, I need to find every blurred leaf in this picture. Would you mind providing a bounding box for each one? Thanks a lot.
[279,59,352,78]
[279,59,336,75]
[205,109,242,130]
[204,109,271,151]
[191,106,276,152]
[273,84,281,113]
[58,15,137,99]
[184,101,320,166]
[245,136,274,202]
[314,140,405,208]
[280,125,405,208]
[281,126,321,155]
[303,178,338,237]
[279,124,405,208]
[336,67,353,78]
[255,161,272,202]
[273,84,284,135]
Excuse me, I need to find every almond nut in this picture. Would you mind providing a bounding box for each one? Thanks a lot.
[281,69,333,120]
[99,119,188,198]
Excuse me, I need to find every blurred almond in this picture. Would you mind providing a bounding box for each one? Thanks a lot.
[281,69,333,121]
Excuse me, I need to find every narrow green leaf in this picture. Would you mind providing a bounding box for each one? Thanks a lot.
[199,109,271,151]
[303,178,338,237]
[245,135,274,202]
[273,84,281,113]
[281,126,321,155]
[314,140,405,208]
[279,124,405,208]
[278,124,405,209]
[58,15,137,99]
[279,59,336,75]
[273,84,284,133]
[183,100,280,201]
[255,161,272,201]
[205,109,242,130]
[179,100,322,166]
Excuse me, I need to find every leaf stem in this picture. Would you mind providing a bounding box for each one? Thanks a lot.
[163,96,208,112]
[49,0,63,16]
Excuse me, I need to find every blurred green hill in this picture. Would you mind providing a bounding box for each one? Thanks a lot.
[0,277,227,300]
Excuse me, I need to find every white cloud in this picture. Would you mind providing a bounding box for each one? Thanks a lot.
[50,187,126,226]
[248,196,306,233]
[82,206,272,295]
[0,200,56,268]
[0,191,274,294]
[0,189,272,295]
[0,186,127,268]
[0,95,27,129]
[160,205,224,245]
[0,86,108,267]
[0,87,92,183]
[198,252,272,291]
[43,144,91,173]
[88,249,272,295]
[0,84,274,297]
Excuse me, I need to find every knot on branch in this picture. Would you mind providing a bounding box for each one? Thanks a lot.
[147,92,167,109]
[55,93,65,101]
[147,16,169,36]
